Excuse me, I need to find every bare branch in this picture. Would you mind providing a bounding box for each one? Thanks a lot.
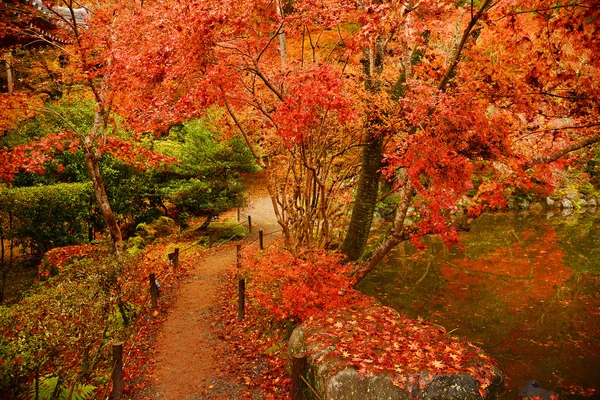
[219,86,266,168]
[529,134,600,167]
[438,0,493,92]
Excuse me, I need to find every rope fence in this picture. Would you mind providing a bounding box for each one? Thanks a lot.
[143,211,283,319]
[107,210,290,399]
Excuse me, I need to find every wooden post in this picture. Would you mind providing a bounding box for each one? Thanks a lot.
[112,342,124,400]
[238,278,245,321]
[168,250,178,268]
[149,274,158,308]
[236,244,241,268]
[35,367,39,400]
[259,230,264,250]
[237,208,240,221]
[173,248,179,268]
[291,354,307,400]
[248,215,252,233]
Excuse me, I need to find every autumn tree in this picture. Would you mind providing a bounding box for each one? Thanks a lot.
[355,0,600,278]
[0,0,176,255]
[95,0,600,271]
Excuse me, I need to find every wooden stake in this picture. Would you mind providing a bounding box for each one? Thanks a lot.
[112,342,123,400]
[291,354,307,400]
[238,278,245,321]
[248,215,252,233]
[149,273,158,308]
[259,230,264,250]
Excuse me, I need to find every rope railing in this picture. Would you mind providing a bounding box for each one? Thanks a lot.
[217,232,245,246]
[112,210,286,397]
[300,374,322,400]
[263,228,283,237]
[150,213,281,306]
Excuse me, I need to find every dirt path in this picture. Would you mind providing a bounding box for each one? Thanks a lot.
[151,187,280,400]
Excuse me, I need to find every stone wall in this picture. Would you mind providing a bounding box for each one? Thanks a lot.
[288,303,504,400]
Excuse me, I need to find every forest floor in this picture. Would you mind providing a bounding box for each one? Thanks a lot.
[132,176,281,399]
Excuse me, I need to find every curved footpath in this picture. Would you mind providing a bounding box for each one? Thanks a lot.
[150,192,279,400]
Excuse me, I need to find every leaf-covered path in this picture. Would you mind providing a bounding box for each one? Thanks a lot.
[149,185,279,400]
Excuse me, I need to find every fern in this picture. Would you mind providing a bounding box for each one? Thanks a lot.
[29,375,96,400]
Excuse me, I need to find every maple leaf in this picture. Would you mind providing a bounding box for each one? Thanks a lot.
[429,360,445,370]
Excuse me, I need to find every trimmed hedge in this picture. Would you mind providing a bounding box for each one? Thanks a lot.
[0,182,93,257]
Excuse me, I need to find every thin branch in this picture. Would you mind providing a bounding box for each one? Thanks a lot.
[499,1,593,19]
[527,91,579,100]
[218,86,266,168]
[529,134,600,166]
[438,0,493,92]
[470,0,474,20]
[256,20,285,63]
[246,67,284,101]
[520,123,600,136]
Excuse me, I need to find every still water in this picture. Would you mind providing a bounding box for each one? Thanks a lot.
[357,210,600,399]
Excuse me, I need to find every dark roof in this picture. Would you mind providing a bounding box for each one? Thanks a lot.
[31,0,88,27]
[0,0,88,47]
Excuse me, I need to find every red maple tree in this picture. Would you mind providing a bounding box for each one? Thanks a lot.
[0,1,177,254]
[4,0,599,266]
[98,0,600,271]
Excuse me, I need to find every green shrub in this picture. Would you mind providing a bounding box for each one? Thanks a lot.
[127,216,179,253]
[0,182,93,258]
[195,221,246,246]
[157,118,258,221]
[579,182,595,195]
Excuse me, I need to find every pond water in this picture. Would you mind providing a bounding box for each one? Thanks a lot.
[357,210,600,399]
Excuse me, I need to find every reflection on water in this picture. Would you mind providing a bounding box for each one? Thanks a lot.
[357,210,600,399]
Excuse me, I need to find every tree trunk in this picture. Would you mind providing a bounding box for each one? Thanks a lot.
[353,182,414,285]
[83,114,123,255]
[276,0,287,68]
[346,0,493,267]
[4,53,14,94]
[0,213,14,305]
[200,214,214,230]
[340,134,384,260]
[0,233,5,304]
[340,39,386,261]
[83,149,122,254]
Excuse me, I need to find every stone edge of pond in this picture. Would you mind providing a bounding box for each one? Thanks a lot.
[288,302,505,400]
[505,191,597,211]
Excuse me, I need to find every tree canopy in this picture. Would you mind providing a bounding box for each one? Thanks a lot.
[102,0,599,268]
[2,0,599,265]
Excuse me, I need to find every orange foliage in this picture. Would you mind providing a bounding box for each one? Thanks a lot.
[241,246,363,321]
[0,132,178,183]
[207,269,291,399]
[0,92,43,134]
[38,244,105,278]
[304,303,500,395]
